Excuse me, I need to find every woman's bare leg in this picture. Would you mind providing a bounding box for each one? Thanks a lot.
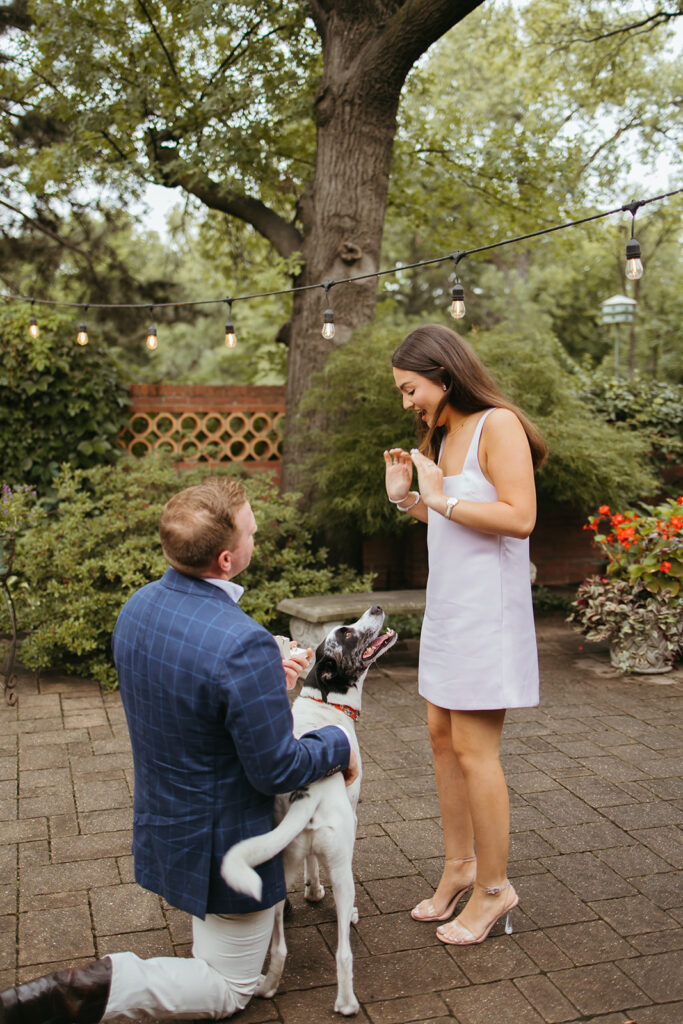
[437,708,517,940]
[412,702,476,917]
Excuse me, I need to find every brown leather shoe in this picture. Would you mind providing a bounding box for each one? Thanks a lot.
[0,958,112,1024]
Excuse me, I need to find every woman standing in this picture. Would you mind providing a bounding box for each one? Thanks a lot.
[384,324,547,945]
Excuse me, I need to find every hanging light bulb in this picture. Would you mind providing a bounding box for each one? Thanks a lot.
[450,282,466,319]
[625,237,643,280]
[321,282,335,339]
[322,308,335,339]
[448,252,466,319]
[76,305,89,345]
[146,307,158,350]
[224,299,237,347]
[29,303,39,338]
[623,200,644,281]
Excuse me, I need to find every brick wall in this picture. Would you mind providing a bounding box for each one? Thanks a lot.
[120,384,286,480]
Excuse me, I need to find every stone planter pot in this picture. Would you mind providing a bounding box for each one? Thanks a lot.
[609,635,674,675]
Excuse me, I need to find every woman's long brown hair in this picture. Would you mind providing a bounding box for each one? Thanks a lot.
[392,324,548,469]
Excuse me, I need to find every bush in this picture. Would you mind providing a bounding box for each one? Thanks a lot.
[575,371,682,493]
[298,311,660,536]
[0,305,128,491]
[8,456,373,687]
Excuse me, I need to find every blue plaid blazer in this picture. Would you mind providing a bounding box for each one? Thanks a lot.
[112,567,349,918]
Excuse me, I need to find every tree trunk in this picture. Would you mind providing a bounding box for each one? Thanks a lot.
[283,86,398,487]
[281,1,484,491]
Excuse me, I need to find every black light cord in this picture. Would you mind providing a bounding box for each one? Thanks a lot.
[2,188,680,314]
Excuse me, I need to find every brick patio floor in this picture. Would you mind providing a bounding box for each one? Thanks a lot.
[1,617,682,1023]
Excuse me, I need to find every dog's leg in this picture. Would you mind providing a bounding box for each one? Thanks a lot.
[328,861,359,1016]
[254,899,287,999]
[304,853,325,902]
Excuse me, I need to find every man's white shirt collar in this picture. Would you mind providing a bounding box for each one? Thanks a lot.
[204,578,244,603]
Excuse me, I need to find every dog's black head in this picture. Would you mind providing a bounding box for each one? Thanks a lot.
[307,605,397,703]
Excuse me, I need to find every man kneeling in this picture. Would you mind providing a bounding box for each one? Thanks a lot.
[1,477,356,1024]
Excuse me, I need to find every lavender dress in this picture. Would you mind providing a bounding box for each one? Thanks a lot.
[418,409,539,710]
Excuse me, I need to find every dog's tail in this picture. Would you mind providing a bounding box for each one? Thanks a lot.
[221,788,322,901]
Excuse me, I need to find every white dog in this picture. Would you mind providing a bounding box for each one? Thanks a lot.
[221,606,397,1015]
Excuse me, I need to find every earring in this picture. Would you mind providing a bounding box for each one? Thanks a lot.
[442,383,448,391]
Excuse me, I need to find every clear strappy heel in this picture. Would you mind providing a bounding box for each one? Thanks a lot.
[410,856,477,922]
[435,879,519,944]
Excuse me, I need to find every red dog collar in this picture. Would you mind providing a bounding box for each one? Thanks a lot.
[307,695,361,721]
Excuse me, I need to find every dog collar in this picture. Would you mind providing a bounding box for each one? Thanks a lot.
[306,695,361,721]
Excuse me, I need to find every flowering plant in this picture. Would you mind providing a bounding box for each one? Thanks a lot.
[583,496,683,595]
[569,496,683,672]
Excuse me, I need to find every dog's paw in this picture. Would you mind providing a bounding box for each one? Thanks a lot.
[304,882,325,902]
[255,974,279,999]
[334,995,360,1016]
[351,906,359,924]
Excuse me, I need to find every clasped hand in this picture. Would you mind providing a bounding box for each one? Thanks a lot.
[384,447,444,508]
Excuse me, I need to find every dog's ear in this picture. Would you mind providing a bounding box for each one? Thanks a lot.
[316,655,338,684]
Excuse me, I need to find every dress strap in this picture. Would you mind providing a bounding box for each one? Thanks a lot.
[463,408,495,472]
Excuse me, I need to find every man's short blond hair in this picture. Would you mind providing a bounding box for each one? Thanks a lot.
[159,476,248,575]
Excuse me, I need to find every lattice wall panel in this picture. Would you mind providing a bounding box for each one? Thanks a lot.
[119,385,286,471]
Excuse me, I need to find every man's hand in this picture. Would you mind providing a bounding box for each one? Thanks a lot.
[342,747,359,787]
[282,643,312,691]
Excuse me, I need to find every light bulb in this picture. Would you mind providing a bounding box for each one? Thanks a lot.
[76,323,89,346]
[224,322,237,348]
[29,315,39,339]
[322,308,335,339]
[450,283,466,319]
[146,326,158,351]
[625,237,643,280]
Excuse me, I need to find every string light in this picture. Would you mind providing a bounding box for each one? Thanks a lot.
[224,299,237,348]
[76,306,89,346]
[321,282,335,339]
[449,253,466,319]
[29,301,39,338]
[146,307,158,351]
[624,201,644,280]
[3,188,679,351]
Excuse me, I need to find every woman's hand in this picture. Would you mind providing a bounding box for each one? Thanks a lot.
[383,447,414,502]
[410,449,445,510]
[282,643,312,691]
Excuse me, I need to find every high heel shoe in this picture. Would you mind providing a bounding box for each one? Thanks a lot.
[436,880,519,944]
[410,856,476,922]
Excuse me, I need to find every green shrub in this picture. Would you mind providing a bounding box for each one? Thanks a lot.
[299,311,659,536]
[574,371,682,492]
[0,305,128,491]
[8,456,372,687]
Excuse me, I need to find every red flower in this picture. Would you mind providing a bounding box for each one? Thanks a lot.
[677,496,683,504]
[599,504,610,515]
[611,513,626,526]
[660,561,672,572]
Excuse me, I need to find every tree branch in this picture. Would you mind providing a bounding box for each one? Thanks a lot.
[135,0,179,80]
[363,0,486,94]
[568,10,681,45]
[0,196,98,267]
[0,0,32,31]
[147,139,302,258]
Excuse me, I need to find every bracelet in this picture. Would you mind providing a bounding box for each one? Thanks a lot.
[395,490,421,512]
[387,492,411,504]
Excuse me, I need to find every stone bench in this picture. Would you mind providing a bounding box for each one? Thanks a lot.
[276,590,426,649]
